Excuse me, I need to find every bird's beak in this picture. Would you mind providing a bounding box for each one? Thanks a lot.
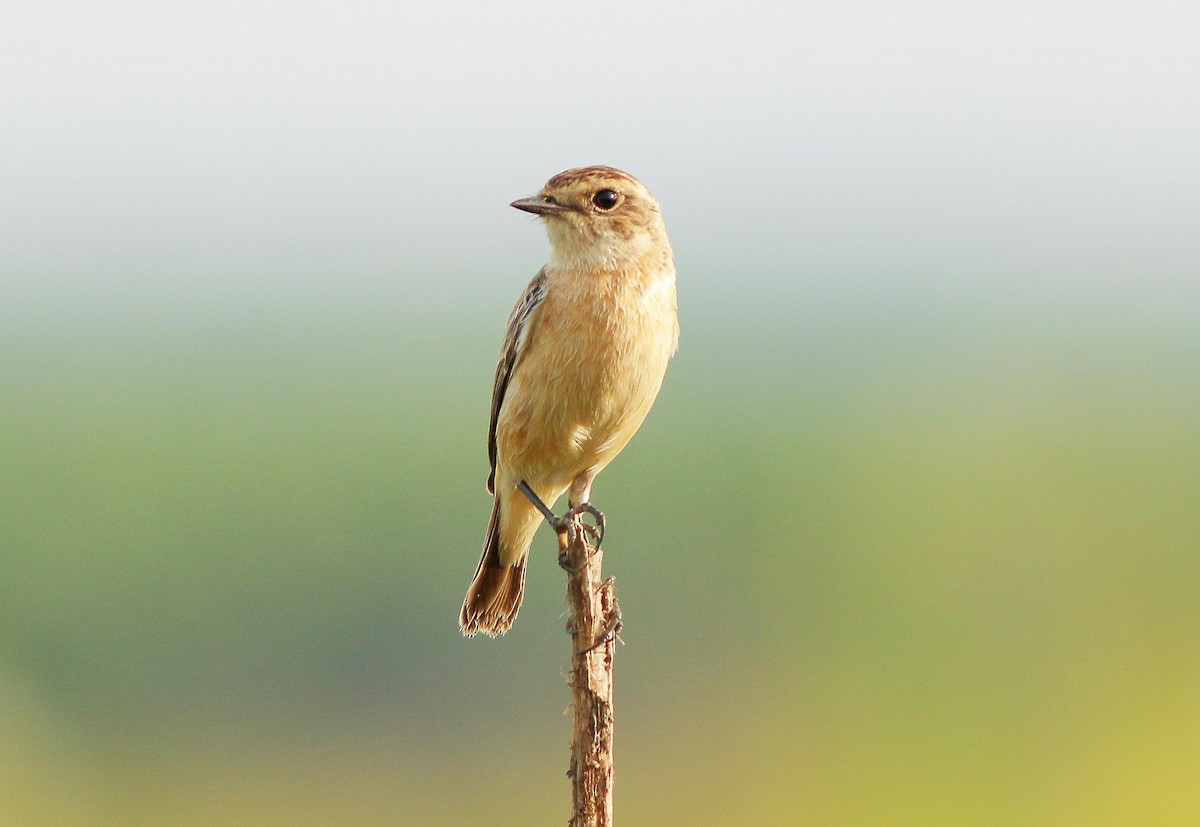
[511,196,572,216]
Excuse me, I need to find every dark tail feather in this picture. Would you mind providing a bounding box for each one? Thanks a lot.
[459,496,526,637]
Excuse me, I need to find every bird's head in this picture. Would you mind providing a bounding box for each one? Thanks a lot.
[511,166,670,271]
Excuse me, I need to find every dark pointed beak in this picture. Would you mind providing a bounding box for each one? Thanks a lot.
[510,196,572,216]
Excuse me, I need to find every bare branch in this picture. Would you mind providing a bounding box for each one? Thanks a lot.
[558,520,618,827]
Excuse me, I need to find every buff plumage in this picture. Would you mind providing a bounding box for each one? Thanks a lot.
[460,166,678,637]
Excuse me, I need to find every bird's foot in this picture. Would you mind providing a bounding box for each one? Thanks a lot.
[553,503,605,572]
[516,479,605,560]
[566,502,605,549]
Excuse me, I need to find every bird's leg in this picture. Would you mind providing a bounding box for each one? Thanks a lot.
[517,479,557,523]
[517,480,606,571]
[555,502,605,573]
[517,479,578,547]
[565,476,604,550]
[516,479,605,546]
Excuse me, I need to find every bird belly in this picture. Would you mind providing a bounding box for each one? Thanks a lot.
[494,277,675,494]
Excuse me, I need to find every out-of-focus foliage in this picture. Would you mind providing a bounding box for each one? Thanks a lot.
[2,294,1196,825]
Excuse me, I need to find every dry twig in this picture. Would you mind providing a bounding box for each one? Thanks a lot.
[557,519,620,827]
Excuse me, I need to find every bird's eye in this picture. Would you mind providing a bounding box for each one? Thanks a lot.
[592,189,620,211]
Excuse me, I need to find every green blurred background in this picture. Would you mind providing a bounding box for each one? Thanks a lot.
[3,2,1198,824]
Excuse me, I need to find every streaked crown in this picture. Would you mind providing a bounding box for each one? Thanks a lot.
[512,166,671,270]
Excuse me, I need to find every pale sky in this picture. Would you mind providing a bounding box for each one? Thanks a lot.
[3,1,1197,326]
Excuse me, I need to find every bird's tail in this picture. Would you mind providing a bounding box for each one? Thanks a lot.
[459,496,526,636]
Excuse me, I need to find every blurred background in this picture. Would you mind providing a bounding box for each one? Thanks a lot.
[2,1,1198,824]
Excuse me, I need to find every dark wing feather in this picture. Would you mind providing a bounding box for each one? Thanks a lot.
[487,269,548,493]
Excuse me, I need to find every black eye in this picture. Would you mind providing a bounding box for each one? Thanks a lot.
[592,189,620,210]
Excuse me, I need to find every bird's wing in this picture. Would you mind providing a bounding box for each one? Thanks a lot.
[487,268,548,493]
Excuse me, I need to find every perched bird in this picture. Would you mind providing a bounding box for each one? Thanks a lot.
[459,166,679,637]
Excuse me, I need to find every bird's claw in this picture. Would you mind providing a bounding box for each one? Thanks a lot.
[566,502,605,549]
[517,479,602,543]
[551,503,605,572]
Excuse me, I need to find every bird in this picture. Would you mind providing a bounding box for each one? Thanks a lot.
[459,166,679,637]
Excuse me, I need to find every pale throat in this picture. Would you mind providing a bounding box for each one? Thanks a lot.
[544,222,662,273]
